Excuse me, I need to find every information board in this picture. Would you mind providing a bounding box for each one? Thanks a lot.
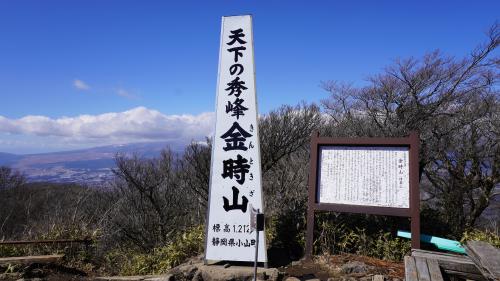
[305,133,421,258]
[318,146,409,208]
[205,15,267,263]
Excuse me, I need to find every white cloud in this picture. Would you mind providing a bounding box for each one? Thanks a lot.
[0,107,214,145]
[116,88,139,100]
[73,79,90,90]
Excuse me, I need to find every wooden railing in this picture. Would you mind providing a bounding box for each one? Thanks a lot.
[0,238,93,265]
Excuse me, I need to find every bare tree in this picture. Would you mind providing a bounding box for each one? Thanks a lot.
[178,139,212,208]
[110,150,194,250]
[424,96,499,233]
[321,23,499,236]
[260,103,323,173]
[0,180,107,242]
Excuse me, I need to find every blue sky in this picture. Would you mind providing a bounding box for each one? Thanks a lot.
[0,1,498,154]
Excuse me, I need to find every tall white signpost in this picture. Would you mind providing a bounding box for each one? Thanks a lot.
[205,15,267,263]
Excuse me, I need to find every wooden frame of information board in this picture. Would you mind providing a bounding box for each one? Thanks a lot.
[305,132,420,258]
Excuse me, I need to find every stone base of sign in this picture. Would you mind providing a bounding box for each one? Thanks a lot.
[94,254,404,281]
[168,257,279,281]
[93,255,277,281]
[95,267,278,281]
[196,265,279,281]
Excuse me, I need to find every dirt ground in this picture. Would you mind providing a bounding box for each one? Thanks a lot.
[282,254,405,281]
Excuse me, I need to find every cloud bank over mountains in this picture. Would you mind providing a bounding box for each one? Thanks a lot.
[0,107,214,153]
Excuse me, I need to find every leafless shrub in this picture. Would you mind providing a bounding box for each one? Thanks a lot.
[260,103,323,174]
[0,180,108,245]
[108,150,195,251]
[0,166,25,190]
[178,139,211,210]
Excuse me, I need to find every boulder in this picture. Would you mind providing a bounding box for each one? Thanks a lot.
[197,265,279,281]
[340,261,372,274]
[145,275,174,281]
[170,263,200,281]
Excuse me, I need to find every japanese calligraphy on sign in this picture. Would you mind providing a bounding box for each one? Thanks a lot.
[205,15,267,263]
[318,147,410,208]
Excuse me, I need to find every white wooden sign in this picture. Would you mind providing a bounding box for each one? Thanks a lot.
[205,15,267,263]
[318,146,410,208]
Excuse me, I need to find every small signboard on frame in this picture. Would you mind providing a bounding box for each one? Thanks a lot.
[305,132,420,258]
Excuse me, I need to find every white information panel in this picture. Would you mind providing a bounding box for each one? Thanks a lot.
[205,15,267,262]
[318,146,410,208]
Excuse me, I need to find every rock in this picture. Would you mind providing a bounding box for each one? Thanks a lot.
[327,278,344,281]
[192,270,203,281]
[94,276,154,281]
[170,263,201,281]
[197,265,279,281]
[1,273,20,280]
[301,274,315,280]
[145,275,174,281]
[331,278,352,281]
[373,275,384,281]
[341,261,372,274]
[285,277,301,281]
[259,269,279,281]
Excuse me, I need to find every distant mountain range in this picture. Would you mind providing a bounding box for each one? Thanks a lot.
[0,142,187,184]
